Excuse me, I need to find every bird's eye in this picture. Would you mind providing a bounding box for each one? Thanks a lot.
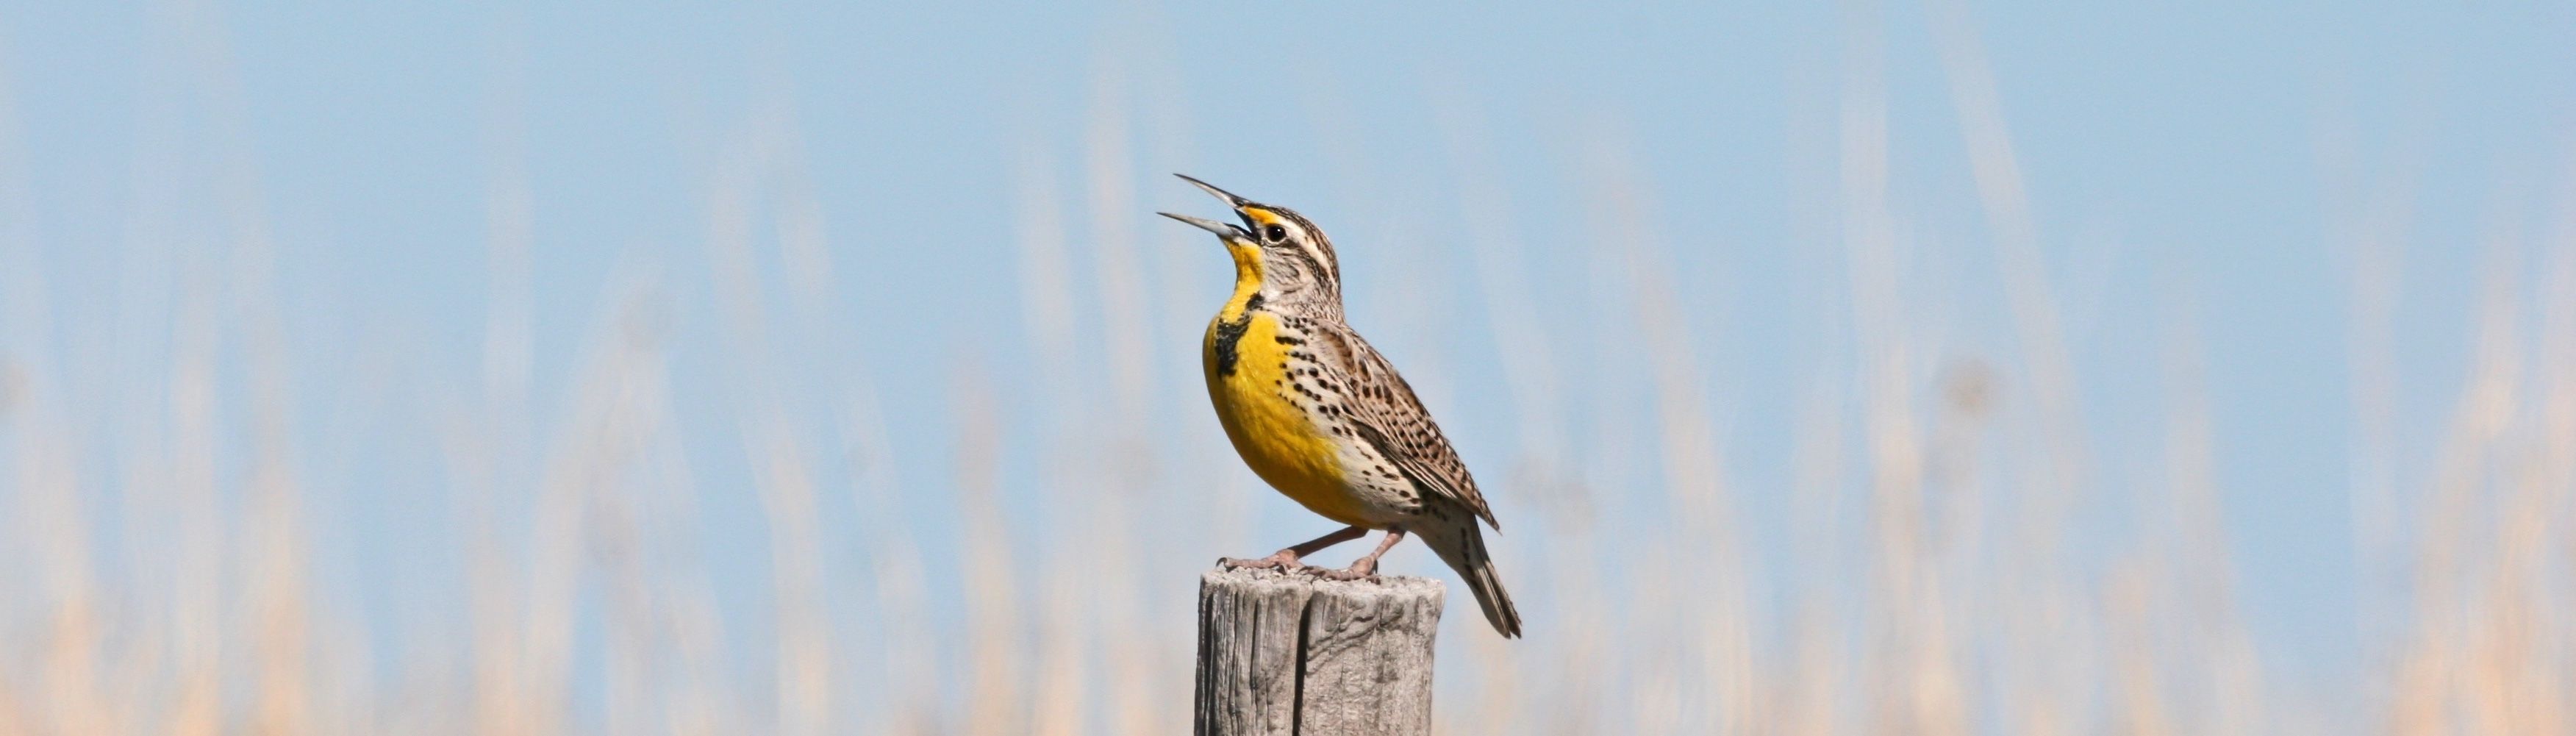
[1264,224,1288,242]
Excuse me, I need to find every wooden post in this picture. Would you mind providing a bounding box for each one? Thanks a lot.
[1193,567,1444,736]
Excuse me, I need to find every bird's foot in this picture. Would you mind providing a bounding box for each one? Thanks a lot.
[1309,528,1404,581]
[1218,549,1306,571]
[1310,558,1379,581]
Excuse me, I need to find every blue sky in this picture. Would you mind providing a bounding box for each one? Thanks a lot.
[6,0,2573,714]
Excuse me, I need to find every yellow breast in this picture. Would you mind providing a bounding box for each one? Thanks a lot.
[1204,310,1370,526]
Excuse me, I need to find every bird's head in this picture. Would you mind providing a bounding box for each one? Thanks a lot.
[1159,174,1342,306]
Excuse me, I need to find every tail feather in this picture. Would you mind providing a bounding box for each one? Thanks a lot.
[1418,514,1522,638]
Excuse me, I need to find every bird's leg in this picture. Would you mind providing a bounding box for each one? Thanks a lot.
[1220,524,1367,571]
[1316,528,1407,581]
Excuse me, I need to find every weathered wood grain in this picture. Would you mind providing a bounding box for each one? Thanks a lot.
[1193,567,1444,736]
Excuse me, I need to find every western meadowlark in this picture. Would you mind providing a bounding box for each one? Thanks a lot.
[1161,174,1523,638]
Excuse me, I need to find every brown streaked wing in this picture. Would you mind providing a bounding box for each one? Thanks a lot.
[1309,324,1498,529]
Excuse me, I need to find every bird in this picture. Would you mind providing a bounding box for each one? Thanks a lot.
[1160,174,1522,638]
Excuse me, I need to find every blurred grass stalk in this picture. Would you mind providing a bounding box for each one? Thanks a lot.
[4,6,2575,736]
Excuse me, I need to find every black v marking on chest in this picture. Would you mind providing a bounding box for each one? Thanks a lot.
[1212,293,1264,377]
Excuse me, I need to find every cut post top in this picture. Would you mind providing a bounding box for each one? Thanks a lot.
[1195,566,1445,736]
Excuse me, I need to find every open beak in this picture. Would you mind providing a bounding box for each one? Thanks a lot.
[1162,174,1257,242]
[1158,211,1248,242]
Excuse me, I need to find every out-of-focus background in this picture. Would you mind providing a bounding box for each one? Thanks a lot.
[1,1,2571,734]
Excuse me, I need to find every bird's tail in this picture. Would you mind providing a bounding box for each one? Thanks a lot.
[1417,512,1522,638]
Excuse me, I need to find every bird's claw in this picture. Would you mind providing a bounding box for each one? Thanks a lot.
[1219,550,1306,571]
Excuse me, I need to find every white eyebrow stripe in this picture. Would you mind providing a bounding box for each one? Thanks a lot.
[1247,207,1337,285]
[1284,221,1333,274]
[1298,233,1331,272]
